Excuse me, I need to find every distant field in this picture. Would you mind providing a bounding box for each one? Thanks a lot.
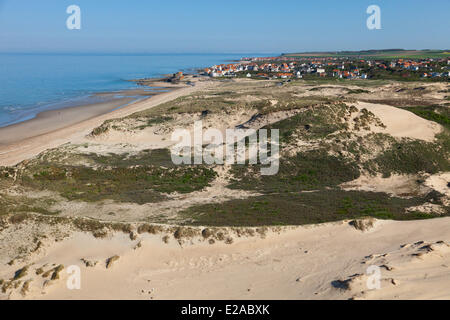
[282,49,450,59]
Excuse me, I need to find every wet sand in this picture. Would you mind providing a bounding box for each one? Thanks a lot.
[0,76,209,166]
[0,97,136,145]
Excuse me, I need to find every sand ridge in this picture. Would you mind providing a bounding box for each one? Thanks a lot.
[1,217,450,300]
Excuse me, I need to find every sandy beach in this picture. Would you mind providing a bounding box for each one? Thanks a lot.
[0,77,210,166]
[0,97,136,145]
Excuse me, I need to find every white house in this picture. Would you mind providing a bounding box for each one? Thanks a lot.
[316,68,326,74]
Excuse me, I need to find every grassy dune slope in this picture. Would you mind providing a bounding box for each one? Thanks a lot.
[0,79,449,227]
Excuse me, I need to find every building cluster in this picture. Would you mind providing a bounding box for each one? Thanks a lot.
[203,59,301,79]
[384,58,450,78]
[202,56,450,80]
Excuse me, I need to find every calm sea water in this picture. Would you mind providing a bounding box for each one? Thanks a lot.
[0,53,274,127]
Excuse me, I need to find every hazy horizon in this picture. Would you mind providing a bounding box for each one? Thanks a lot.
[0,0,448,54]
[0,49,449,56]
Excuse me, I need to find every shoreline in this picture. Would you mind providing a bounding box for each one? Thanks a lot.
[0,97,139,145]
[0,76,174,130]
[0,75,212,166]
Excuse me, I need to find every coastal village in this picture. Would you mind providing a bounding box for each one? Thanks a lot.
[203,56,450,80]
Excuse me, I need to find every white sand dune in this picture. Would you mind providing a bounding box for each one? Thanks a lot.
[0,79,448,300]
[1,217,449,300]
[355,101,442,142]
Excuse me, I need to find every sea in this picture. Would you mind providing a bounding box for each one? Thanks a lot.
[0,53,276,127]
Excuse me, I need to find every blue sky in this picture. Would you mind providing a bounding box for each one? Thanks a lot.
[0,0,448,53]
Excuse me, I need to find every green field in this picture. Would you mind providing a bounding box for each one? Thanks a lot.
[282,49,450,60]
